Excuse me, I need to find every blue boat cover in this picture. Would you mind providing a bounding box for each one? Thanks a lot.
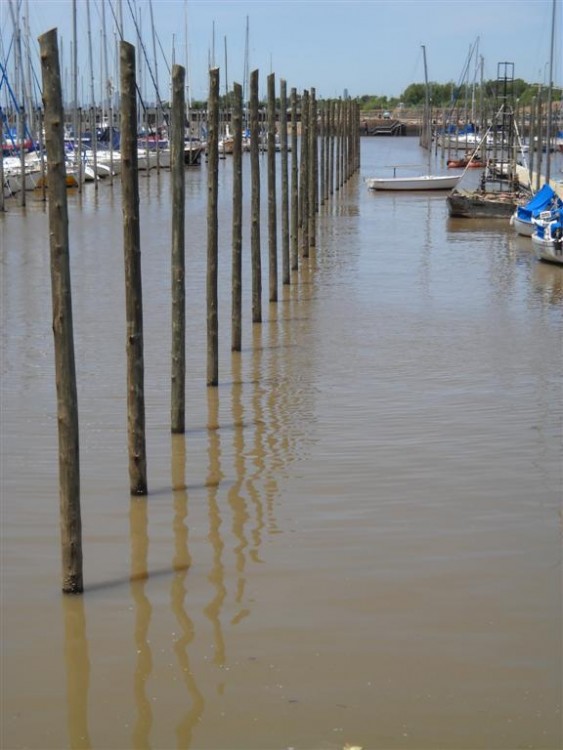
[517,184,562,222]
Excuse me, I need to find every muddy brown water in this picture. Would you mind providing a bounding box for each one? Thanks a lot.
[1,138,562,749]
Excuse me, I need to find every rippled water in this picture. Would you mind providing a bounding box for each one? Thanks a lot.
[1,138,562,749]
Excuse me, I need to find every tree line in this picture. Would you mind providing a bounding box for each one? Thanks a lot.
[359,78,558,111]
[163,78,558,114]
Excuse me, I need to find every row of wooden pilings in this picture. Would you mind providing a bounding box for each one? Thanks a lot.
[39,29,360,593]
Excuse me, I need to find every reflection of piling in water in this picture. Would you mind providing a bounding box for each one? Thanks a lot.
[229,354,250,625]
[129,500,152,749]
[204,389,227,669]
[170,435,205,746]
[63,596,91,748]
[247,326,266,562]
[264,314,282,535]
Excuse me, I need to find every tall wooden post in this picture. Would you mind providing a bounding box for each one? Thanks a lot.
[19,106,26,207]
[279,79,290,285]
[300,89,309,258]
[308,88,317,249]
[39,28,83,593]
[290,88,298,272]
[207,67,220,386]
[250,69,262,323]
[319,102,326,207]
[335,99,341,191]
[120,41,148,495]
[267,72,277,302]
[231,81,243,351]
[171,64,186,432]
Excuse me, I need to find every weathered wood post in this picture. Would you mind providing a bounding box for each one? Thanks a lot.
[319,101,326,207]
[250,69,262,323]
[308,88,317,249]
[207,67,220,386]
[120,40,148,495]
[39,28,83,593]
[37,107,47,202]
[171,64,186,433]
[231,81,243,351]
[19,105,26,207]
[267,72,278,302]
[279,79,290,285]
[300,89,309,258]
[290,88,299,272]
[329,100,335,197]
[335,99,341,191]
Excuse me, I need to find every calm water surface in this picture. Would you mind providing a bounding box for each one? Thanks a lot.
[1,138,562,749]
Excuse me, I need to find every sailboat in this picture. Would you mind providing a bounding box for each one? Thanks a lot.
[510,183,562,236]
[366,46,462,192]
[447,62,530,218]
[530,0,563,265]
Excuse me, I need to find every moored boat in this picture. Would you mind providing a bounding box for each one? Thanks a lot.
[366,173,461,191]
[447,155,484,169]
[447,187,526,218]
[531,209,563,265]
[510,183,563,236]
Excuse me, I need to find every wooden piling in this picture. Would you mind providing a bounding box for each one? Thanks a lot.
[207,67,220,386]
[335,99,341,191]
[290,88,299,272]
[120,40,148,495]
[170,64,186,433]
[267,72,278,302]
[308,88,316,249]
[19,106,26,207]
[300,89,309,258]
[250,69,262,323]
[231,81,243,351]
[37,107,47,202]
[329,100,335,197]
[39,28,83,593]
[319,102,326,207]
[279,79,290,285]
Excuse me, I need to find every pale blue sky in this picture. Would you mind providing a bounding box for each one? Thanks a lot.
[1,0,562,104]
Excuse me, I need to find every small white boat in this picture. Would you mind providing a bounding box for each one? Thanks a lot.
[366,173,461,191]
[531,209,563,265]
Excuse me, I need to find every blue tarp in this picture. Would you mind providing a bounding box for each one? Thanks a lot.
[516,184,562,222]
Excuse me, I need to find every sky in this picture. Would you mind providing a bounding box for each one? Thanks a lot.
[1,0,562,105]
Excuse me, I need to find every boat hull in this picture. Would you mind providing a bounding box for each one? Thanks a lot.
[447,189,522,218]
[510,213,534,236]
[366,174,460,191]
[531,234,563,265]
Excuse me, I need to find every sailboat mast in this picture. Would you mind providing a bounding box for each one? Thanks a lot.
[545,0,556,183]
[421,44,431,152]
